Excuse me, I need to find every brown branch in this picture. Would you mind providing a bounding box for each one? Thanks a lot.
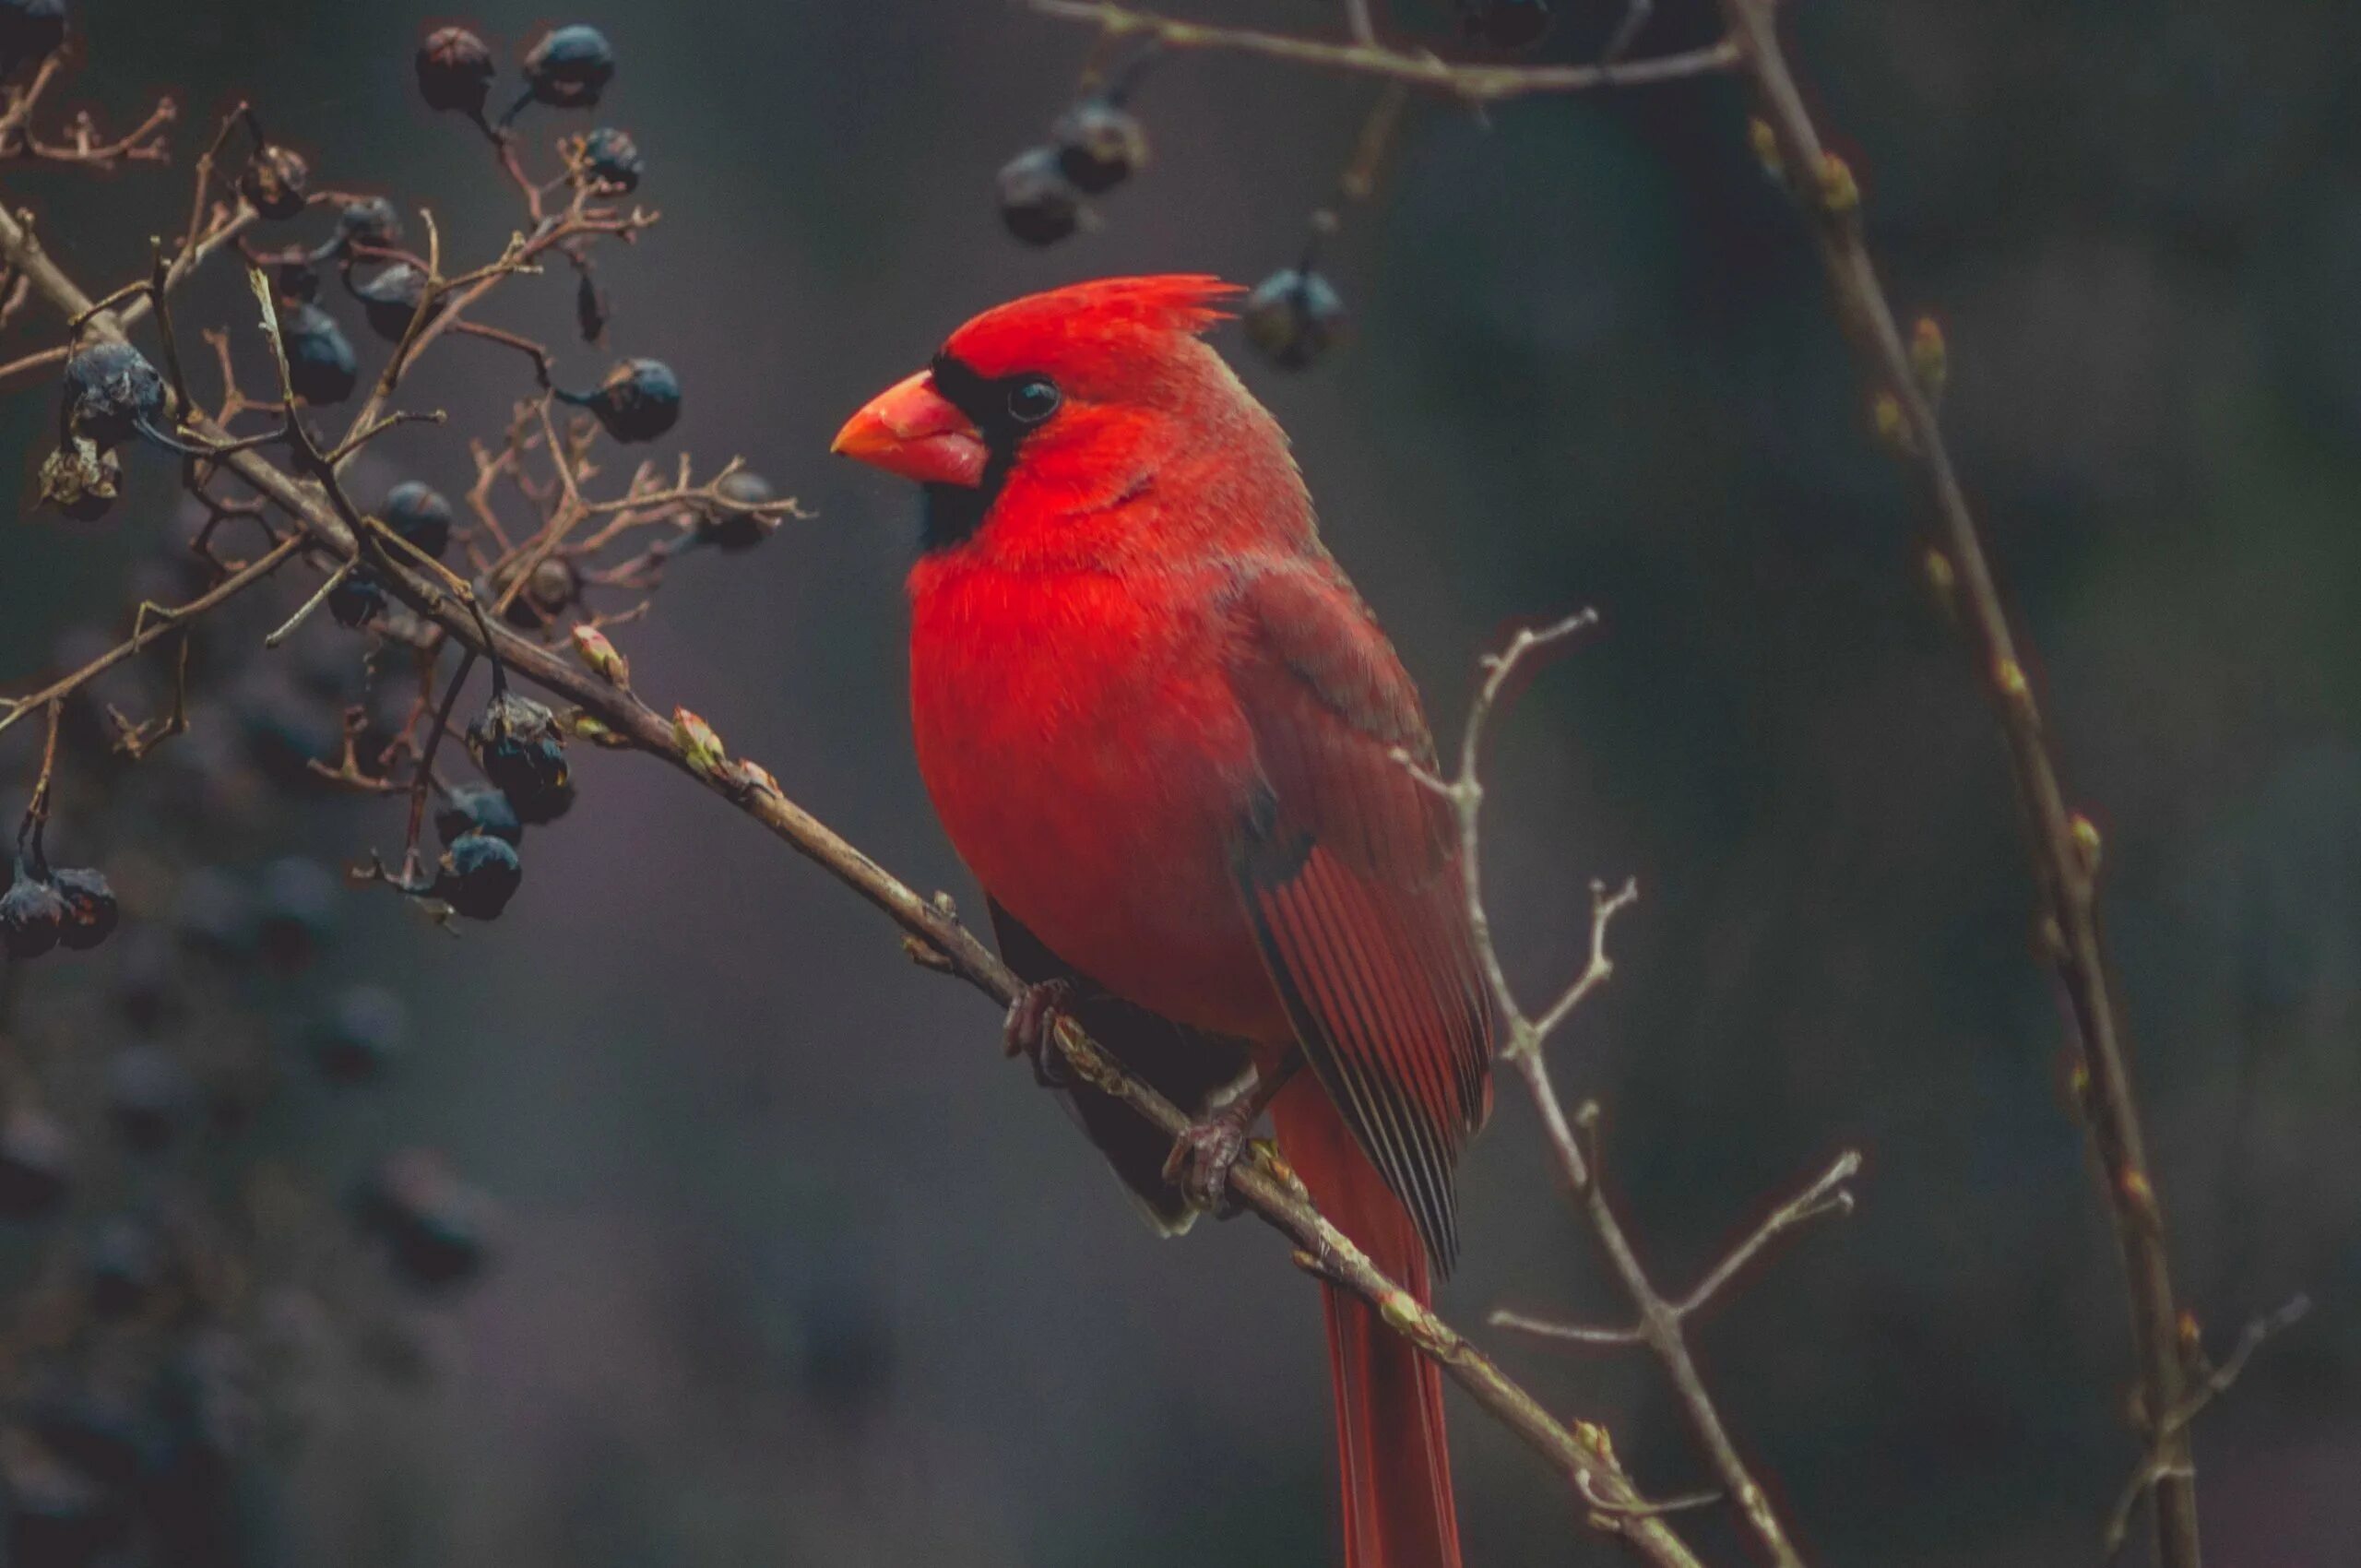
[1714,3,2210,1560]
[0,196,1707,1568]
[1026,0,1740,102]
[1406,615,1857,1568]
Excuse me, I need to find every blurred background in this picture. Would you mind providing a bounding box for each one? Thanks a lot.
[0,0,2355,1563]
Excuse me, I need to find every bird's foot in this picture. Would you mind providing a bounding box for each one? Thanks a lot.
[1161,1100,1259,1218]
[1003,978,1080,1088]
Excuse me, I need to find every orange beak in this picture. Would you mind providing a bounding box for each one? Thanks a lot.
[830,370,987,488]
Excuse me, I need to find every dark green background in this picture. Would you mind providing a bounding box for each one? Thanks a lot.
[2,1,2355,1562]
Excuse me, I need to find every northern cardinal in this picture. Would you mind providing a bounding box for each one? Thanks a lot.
[834,276,1492,1568]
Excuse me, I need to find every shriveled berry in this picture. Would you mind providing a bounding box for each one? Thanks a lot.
[521,24,615,111]
[0,1108,72,1219]
[577,126,642,192]
[326,567,385,628]
[330,195,403,254]
[38,437,120,521]
[433,832,522,920]
[416,25,496,120]
[1053,99,1148,194]
[0,0,66,79]
[237,142,310,220]
[257,855,337,968]
[351,1149,495,1287]
[105,1044,194,1153]
[1461,0,1551,49]
[347,262,426,341]
[1242,267,1350,372]
[435,784,523,848]
[62,339,168,450]
[997,148,1081,246]
[696,469,777,552]
[557,357,680,444]
[312,985,405,1084]
[382,479,453,559]
[467,692,571,824]
[575,268,609,345]
[280,303,357,404]
[52,866,116,951]
[1,861,67,959]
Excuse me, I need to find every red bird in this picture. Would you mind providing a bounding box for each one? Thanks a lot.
[834,276,1492,1568]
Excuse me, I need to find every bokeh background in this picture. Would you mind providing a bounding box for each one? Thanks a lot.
[1,0,2356,1563]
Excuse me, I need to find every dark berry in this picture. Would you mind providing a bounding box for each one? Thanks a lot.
[416,25,496,120]
[467,691,571,824]
[997,148,1081,246]
[347,261,427,341]
[0,1108,73,1219]
[85,1218,165,1317]
[172,868,257,961]
[62,339,167,450]
[1053,100,1148,194]
[557,357,681,444]
[577,126,642,192]
[280,303,358,405]
[1242,267,1350,371]
[267,255,320,303]
[52,866,116,951]
[330,195,403,254]
[1461,0,1550,49]
[312,985,405,1084]
[352,1149,493,1288]
[500,555,580,630]
[114,926,182,1031]
[236,142,309,220]
[1,861,67,959]
[382,479,454,559]
[695,469,777,552]
[0,0,66,78]
[435,784,523,848]
[575,268,609,344]
[326,567,385,628]
[433,832,522,920]
[520,24,615,112]
[257,855,337,968]
[105,1045,194,1153]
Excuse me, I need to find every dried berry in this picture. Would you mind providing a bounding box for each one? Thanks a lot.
[326,567,385,628]
[435,784,524,848]
[520,24,615,113]
[38,437,120,521]
[1460,0,1551,49]
[52,866,116,951]
[382,479,454,560]
[329,194,403,254]
[1242,267,1350,372]
[351,1149,494,1287]
[346,261,426,341]
[1,860,67,959]
[577,126,642,192]
[433,831,523,921]
[467,691,572,824]
[279,303,357,404]
[500,555,581,630]
[1052,99,1148,194]
[237,142,310,220]
[62,339,168,450]
[575,267,609,344]
[557,356,680,445]
[0,1108,73,1219]
[695,469,778,552]
[415,25,496,121]
[312,985,406,1084]
[0,0,66,79]
[997,148,1082,246]
[105,1044,194,1153]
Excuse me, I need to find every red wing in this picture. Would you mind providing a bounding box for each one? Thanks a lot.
[1227,560,1494,1273]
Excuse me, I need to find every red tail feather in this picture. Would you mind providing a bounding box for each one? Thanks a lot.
[1275,1077,1462,1568]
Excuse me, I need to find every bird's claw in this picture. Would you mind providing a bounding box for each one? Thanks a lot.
[1162,1111,1253,1218]
[1003,978,1078,1088]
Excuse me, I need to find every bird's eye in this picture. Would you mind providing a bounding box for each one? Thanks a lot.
[1005,376,1061,425]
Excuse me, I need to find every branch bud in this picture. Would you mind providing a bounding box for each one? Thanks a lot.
[2116,1167,2162,1230]
[1747,117,1783,184]
[1909,315,1948,405]
[671,707,728,780]
[569,624,630,689]
[1920,546,1957,610]
[2070,812,2103,875]
[1816,152,1860,218]
[1871,391,1915,455]
[1994,657,2030,703]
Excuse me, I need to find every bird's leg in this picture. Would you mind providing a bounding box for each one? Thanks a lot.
[1003,977,1085,1088]
[1163,1054,1302,1216]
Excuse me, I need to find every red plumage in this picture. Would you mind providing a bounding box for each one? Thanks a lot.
[836,275,1493,1568]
